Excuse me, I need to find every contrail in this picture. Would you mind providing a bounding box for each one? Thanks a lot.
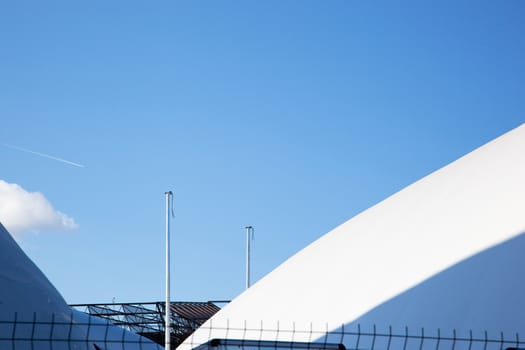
[4,144,86,168]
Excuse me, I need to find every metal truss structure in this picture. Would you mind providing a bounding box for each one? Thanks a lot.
[70,301,226,348]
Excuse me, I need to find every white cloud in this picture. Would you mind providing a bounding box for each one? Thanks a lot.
[0,180,78,236]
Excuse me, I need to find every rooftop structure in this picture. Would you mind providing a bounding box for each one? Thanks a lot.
[71,301,223,348]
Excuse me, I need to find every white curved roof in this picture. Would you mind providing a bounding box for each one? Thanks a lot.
[181,124,525,349]
[0,222,162,350]
[0,222,70,317]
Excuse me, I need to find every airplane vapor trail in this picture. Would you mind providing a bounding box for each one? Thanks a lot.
[4,144,86,168]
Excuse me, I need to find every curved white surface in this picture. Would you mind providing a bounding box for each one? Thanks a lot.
[0,222,70,317]
[181,124,525,349]
[0,222,161,350]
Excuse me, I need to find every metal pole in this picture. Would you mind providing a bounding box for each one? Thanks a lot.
[165,191,172,350]
[245,226,253,289]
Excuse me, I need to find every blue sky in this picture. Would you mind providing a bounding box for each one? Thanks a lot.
[0,1,524,304]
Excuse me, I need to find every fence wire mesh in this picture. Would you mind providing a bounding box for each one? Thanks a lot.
[0,312,162,350]
[0,314,523,350]
[183,322,525,350]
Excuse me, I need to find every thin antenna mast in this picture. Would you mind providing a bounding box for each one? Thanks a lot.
[245,226,254,289]
[165,191,173,350]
